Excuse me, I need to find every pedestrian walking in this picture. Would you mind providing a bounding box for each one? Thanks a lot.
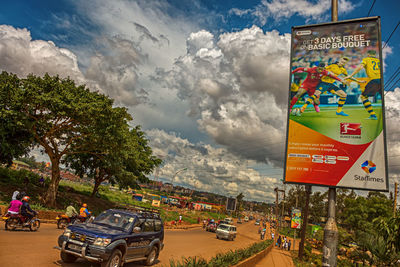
[288,240,292,251]
[277,235,282,247]
[271,232,275,240]
[179,215,182,224]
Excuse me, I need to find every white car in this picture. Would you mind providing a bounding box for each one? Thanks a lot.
[225,217,233,224]
[216,224,237,241]
[244,216,249,222]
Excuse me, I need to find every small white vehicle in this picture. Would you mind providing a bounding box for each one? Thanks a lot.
[244,216,249,222]
[225,217,233,224]
[216,224,237,241]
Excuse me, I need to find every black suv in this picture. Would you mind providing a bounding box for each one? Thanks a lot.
[55,207,164,267]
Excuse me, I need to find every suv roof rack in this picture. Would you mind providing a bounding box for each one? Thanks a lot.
[115,204,161,219]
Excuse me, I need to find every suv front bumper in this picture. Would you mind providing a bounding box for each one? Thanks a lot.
[55,235,111,263]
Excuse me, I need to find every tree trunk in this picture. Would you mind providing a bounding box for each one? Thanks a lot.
[44,159,61,207]
[91,172,107,197]
[91,178,102,197]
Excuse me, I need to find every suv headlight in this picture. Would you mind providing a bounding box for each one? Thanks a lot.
[63,229,71,238]
[93,238,111,247]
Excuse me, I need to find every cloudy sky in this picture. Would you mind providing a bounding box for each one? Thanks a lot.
[1,0,399,202]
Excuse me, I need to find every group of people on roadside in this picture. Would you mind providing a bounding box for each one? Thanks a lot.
[5,190,37,225]
[276,235,292,251]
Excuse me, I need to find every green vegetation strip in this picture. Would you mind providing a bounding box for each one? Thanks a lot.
[169,240,273,267]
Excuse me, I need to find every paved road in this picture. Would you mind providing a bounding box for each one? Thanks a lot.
[0,222,261,266]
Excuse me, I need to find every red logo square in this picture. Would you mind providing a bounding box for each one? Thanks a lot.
[340,123,361,135]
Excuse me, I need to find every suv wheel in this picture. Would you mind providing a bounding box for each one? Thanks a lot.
[145,246,158,266]
[101,249,122,267]
[60,251,77,263]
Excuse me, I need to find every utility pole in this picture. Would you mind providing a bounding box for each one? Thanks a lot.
[394,182,398,216]
[298,185,311,260]
[322,1,339,266]
[274,187,285,242]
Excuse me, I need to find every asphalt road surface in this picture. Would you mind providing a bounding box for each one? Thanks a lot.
[0,221,263,266]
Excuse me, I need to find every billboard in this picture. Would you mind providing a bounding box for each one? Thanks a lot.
[291,208,301,229]
[226,197,237,211]
[284,17,388,191]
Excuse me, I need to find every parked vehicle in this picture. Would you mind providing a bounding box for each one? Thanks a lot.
[2,213,40,231]
[206,222,217,232]
[216,224,237,241]
[254,219,260,225]
[244,216,249,222]
[55,207,164,267]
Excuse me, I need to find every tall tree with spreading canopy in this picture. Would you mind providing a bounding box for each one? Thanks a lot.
[0,72,34,165]
[18,73,124,207]
[64,124,162,197]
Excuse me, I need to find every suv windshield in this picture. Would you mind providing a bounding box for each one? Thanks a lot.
[218,224,229,230]
[93,211,135,232]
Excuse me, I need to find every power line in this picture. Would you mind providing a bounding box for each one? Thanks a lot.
[385,66,400,90]
[367,0,376,17]
[383,20,400,49]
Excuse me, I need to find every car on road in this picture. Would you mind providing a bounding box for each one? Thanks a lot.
[254,219,260,225]
[56,207,164,267]
[216,224,237,241]
[224,217,234,224]
[206,222,218,232]
[237,218,242,224]
[244,216,249,222]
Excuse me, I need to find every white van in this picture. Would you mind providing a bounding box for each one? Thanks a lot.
[216,224,237,241]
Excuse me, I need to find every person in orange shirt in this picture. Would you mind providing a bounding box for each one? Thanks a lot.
[79,203,91,218]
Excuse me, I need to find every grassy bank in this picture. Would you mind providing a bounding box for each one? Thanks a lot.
[0,167,225,224]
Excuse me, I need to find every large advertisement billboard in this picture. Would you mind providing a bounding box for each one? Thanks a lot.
[226,197,237,211]
[284,17,388,191]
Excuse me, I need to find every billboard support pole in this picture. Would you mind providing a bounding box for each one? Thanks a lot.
[323,2,339,267]
[298,185,311,260]
[394,182,398,216]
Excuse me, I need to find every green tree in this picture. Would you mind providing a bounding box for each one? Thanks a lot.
[0,72,34,165]
[309,191,327,224]
[17,74,124,207]
[65,125,161,197]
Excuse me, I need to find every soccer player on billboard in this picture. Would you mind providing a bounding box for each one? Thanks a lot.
[347,50,380,120]
[300,57,353,116]
[289,62,346,115]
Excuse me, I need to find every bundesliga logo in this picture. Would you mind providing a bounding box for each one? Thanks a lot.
[340,123,361,135]
[361,160,376,174]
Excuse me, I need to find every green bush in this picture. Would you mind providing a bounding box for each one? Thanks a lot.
[0,167,41,186]
[169,240,273,267]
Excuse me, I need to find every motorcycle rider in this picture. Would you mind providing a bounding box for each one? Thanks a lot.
[21,196,37,225]
[79,203,91,221]
[66,203,79,222]
[6,195,23,215]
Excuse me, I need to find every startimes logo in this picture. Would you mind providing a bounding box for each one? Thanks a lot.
[361,160,376,174]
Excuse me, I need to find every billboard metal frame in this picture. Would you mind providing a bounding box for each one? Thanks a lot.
[226,197,237,211]
[283,16,388,192]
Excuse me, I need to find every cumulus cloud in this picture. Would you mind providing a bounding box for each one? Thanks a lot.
[230,0,355,26]
[0,25,150,106]
[147,129,279,201]
[0,25,86,83]
[155,26,291,165]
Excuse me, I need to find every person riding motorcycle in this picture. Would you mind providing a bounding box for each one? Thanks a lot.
[6,195,22,215]
[66,203,79,221]
[79,203,91,221]
[21,196,37,225]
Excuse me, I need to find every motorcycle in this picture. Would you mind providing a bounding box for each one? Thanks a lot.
[56,214,90,229]
[2,213,40,231]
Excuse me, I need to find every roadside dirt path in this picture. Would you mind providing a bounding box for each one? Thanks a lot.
[0,221,261,266]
